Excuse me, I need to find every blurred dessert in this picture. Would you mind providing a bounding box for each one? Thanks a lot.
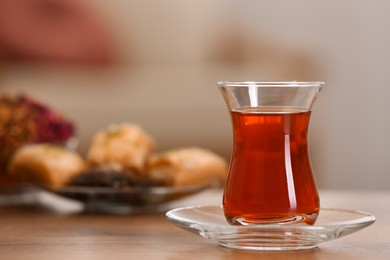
[67,168,139,188]
[86,123,155,172]
[3,116,227,191]
[67,166,163,188]
[145,147,228,187]
[7,144,85,188]
[0,94,75,179]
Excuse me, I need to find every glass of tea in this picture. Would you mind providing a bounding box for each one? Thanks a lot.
[218,81,324,225]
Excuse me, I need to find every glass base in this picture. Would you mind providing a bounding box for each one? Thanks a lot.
[227,212,319,226]
[220,240,319,251]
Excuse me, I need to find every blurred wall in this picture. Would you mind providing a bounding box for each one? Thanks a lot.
[1,0,389,190]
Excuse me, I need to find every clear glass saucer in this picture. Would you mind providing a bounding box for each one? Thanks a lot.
[166,205,375,251]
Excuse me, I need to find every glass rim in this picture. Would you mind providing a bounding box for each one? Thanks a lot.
[217,81,325,88]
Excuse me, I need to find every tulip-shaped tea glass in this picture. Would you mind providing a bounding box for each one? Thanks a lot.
[218,81,324,225]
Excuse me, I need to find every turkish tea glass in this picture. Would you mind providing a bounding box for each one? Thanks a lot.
[218,81,324,225]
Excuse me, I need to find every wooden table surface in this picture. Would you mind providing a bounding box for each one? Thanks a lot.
[0,189,389,260]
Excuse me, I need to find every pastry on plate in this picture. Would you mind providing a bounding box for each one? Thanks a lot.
[67,167,140,188]
[0,94,75,176]
[66,166,165,188]
[145,147,228,187]
[86,123,155,172]
[7,144,85,188]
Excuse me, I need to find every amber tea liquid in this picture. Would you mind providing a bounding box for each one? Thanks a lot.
[223,108,320,225]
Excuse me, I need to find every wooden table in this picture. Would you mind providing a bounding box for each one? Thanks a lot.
[0,189,389,259]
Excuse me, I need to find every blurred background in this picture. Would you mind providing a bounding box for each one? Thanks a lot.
[0,0,389,190]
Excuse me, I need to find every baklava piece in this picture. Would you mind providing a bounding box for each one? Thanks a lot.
[8,144,85,188]
[86,123,155,172]
[145,147,228,187]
